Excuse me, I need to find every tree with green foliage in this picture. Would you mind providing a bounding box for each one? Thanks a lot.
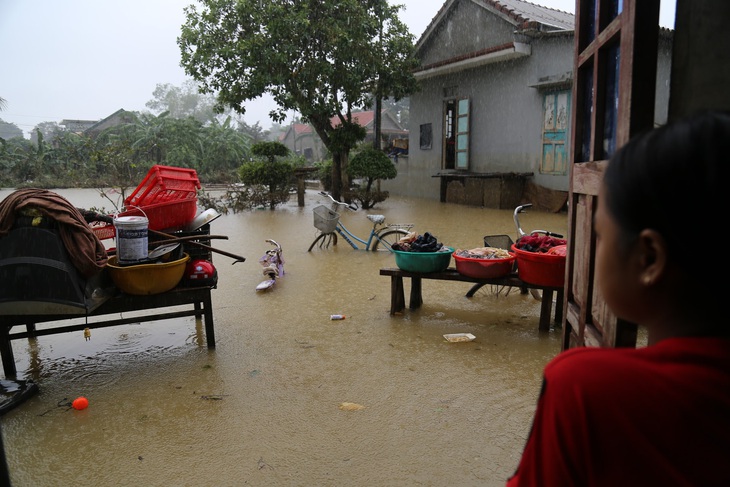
[178,0,419,202]
[0,119,24,141]
[237,141,294,210]
[146,80,220,124]
[237,120,270,144]
[346,147,397,209]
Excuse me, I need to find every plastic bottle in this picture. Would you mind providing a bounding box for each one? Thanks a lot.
[330,314,346,320]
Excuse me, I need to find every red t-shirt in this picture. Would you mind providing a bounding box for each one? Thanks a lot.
[506,337,730,486]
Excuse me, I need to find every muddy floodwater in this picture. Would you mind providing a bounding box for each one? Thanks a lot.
[0,187,568,486]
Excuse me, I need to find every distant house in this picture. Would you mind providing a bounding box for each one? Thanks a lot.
[279,122,326,162]
[382,0,672,210]
[279,110,408,163]
[59,118,98,135]
[59,109,136,139]
[83,109,136,139]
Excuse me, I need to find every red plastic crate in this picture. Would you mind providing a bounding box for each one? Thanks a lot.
[90,197,199,240]
[124,165,201,209]
[90,221,116,240]
[119,198,198,232]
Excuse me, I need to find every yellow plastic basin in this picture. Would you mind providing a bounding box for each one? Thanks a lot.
[107,253,190,295]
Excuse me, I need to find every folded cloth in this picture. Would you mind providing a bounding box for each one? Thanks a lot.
[0,188,109,278]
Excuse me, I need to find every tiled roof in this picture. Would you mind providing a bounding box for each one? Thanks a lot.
[283,110,406,140]
[416,0,574,50]
[487,0,574,31]
[332,110,375,128]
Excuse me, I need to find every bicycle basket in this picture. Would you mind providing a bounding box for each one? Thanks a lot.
[313,205,339,233]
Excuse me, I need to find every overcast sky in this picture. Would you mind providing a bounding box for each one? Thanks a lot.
[1,0,675,137]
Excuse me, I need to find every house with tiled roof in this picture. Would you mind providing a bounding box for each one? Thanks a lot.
[83,109,137,139]
[382,0,672,210]
[279,110,408,162]
[59,118,98,135]
[59,109,137,139]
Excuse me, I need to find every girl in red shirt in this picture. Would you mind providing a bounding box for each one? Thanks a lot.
[507,111,730,486]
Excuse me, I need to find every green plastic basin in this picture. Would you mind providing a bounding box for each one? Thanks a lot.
[393,247,454,273]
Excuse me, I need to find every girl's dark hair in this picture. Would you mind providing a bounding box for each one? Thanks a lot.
[603,111,729,269]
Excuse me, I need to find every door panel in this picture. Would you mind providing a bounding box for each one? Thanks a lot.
[456,99,470,170]
[541,92,570,175]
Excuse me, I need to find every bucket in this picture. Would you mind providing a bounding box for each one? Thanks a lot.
[114,216,149,264]
[511,244,566,288]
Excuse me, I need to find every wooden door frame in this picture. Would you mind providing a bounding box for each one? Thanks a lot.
[563,0,661,349]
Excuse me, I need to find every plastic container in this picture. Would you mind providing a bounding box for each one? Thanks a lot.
[453,252,515,279]
[393,247,454,273]
[106,253,190,295]
[124,165,201,209]
[113,216,149,264]
[119,198,198,232]
[511,243,566,287]
[90,221,116,241]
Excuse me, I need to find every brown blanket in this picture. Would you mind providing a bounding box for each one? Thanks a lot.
[0,188,109,278]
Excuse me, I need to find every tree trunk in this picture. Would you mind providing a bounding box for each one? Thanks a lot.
[332,152,343,201]
[373,98,382,150]
[340,152,350,203]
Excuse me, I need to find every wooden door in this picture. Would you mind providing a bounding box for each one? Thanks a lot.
[563,0,661,349]
[541,91,570,175]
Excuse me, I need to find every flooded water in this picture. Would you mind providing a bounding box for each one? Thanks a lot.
[0,187,568,486]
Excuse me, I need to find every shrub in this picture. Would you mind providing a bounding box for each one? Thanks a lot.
[345,147,397,209]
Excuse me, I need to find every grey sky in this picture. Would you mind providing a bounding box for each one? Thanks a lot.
[0,0,675,137]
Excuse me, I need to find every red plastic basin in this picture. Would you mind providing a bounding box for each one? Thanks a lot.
[453,252,515,279]
[511,244,566,287]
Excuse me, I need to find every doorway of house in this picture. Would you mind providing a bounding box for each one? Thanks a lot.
[444,99,456,169]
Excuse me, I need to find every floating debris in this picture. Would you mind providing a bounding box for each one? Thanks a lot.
[443,333,476,343]
[339,402,365,411]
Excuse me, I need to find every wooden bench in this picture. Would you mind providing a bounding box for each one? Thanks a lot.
[379,267,563,331]
[0,286,215,378]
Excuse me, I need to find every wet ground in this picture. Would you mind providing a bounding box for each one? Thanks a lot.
[0,187,568,486]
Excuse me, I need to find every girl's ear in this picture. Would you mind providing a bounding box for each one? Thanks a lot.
[636,229,668,286]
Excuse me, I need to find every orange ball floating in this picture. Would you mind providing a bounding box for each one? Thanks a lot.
[72,397,89,410]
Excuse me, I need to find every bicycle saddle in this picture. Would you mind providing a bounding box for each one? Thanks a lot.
[366,215,385,224]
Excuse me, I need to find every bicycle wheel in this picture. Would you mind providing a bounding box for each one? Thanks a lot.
[308,232,338,251]
[371,229,410,252]
[466,282,517,297]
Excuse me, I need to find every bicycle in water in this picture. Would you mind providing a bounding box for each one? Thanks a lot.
[256,239,284,291]
[307,192,414,252]
[468,203,565,297]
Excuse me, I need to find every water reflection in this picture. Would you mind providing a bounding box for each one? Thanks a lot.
[1,187,568,486]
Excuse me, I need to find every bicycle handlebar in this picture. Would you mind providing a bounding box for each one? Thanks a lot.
[513,203,564,238]
[319,191,359,211]
[265,239,281,251]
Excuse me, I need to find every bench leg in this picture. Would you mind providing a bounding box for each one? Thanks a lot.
[0,327,17,378]
[202,290,215,348]
[409,277,423,309]
[539,289,554,332]
[390,276,405,315]
[554,289,564,324]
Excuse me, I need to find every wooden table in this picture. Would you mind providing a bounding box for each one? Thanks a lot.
[379,267,563,331]
[0,286,215,378]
